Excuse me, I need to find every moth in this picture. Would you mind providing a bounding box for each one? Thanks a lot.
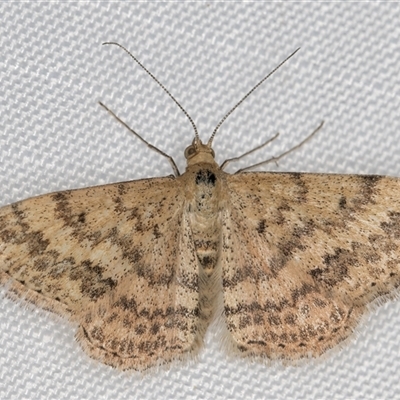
[1,43,400,371]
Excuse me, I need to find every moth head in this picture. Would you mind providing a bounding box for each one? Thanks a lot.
[184,139,215,160]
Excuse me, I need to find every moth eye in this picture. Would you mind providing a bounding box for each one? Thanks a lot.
[184,145,197,159]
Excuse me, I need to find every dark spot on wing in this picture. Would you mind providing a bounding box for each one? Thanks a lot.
[256,219,266,234]
[381,211,400,239]
[309,248,354,286]
[78,212,86,223]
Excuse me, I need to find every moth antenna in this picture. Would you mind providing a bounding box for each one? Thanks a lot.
[207,47,301,147]
[102,42,200,143]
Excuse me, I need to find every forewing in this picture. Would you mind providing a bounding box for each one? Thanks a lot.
[222,172,400,360]
[0,177,201,370]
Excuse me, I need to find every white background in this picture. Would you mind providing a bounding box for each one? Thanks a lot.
[1,3,400,400]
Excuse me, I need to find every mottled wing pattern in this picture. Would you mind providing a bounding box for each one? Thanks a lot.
[222,172,400,360]
[0,177,201,370]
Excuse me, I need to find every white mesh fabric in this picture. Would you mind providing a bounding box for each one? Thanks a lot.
[1,3,400,399]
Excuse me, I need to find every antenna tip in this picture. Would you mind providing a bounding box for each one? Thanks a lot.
[102,42,119,47]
